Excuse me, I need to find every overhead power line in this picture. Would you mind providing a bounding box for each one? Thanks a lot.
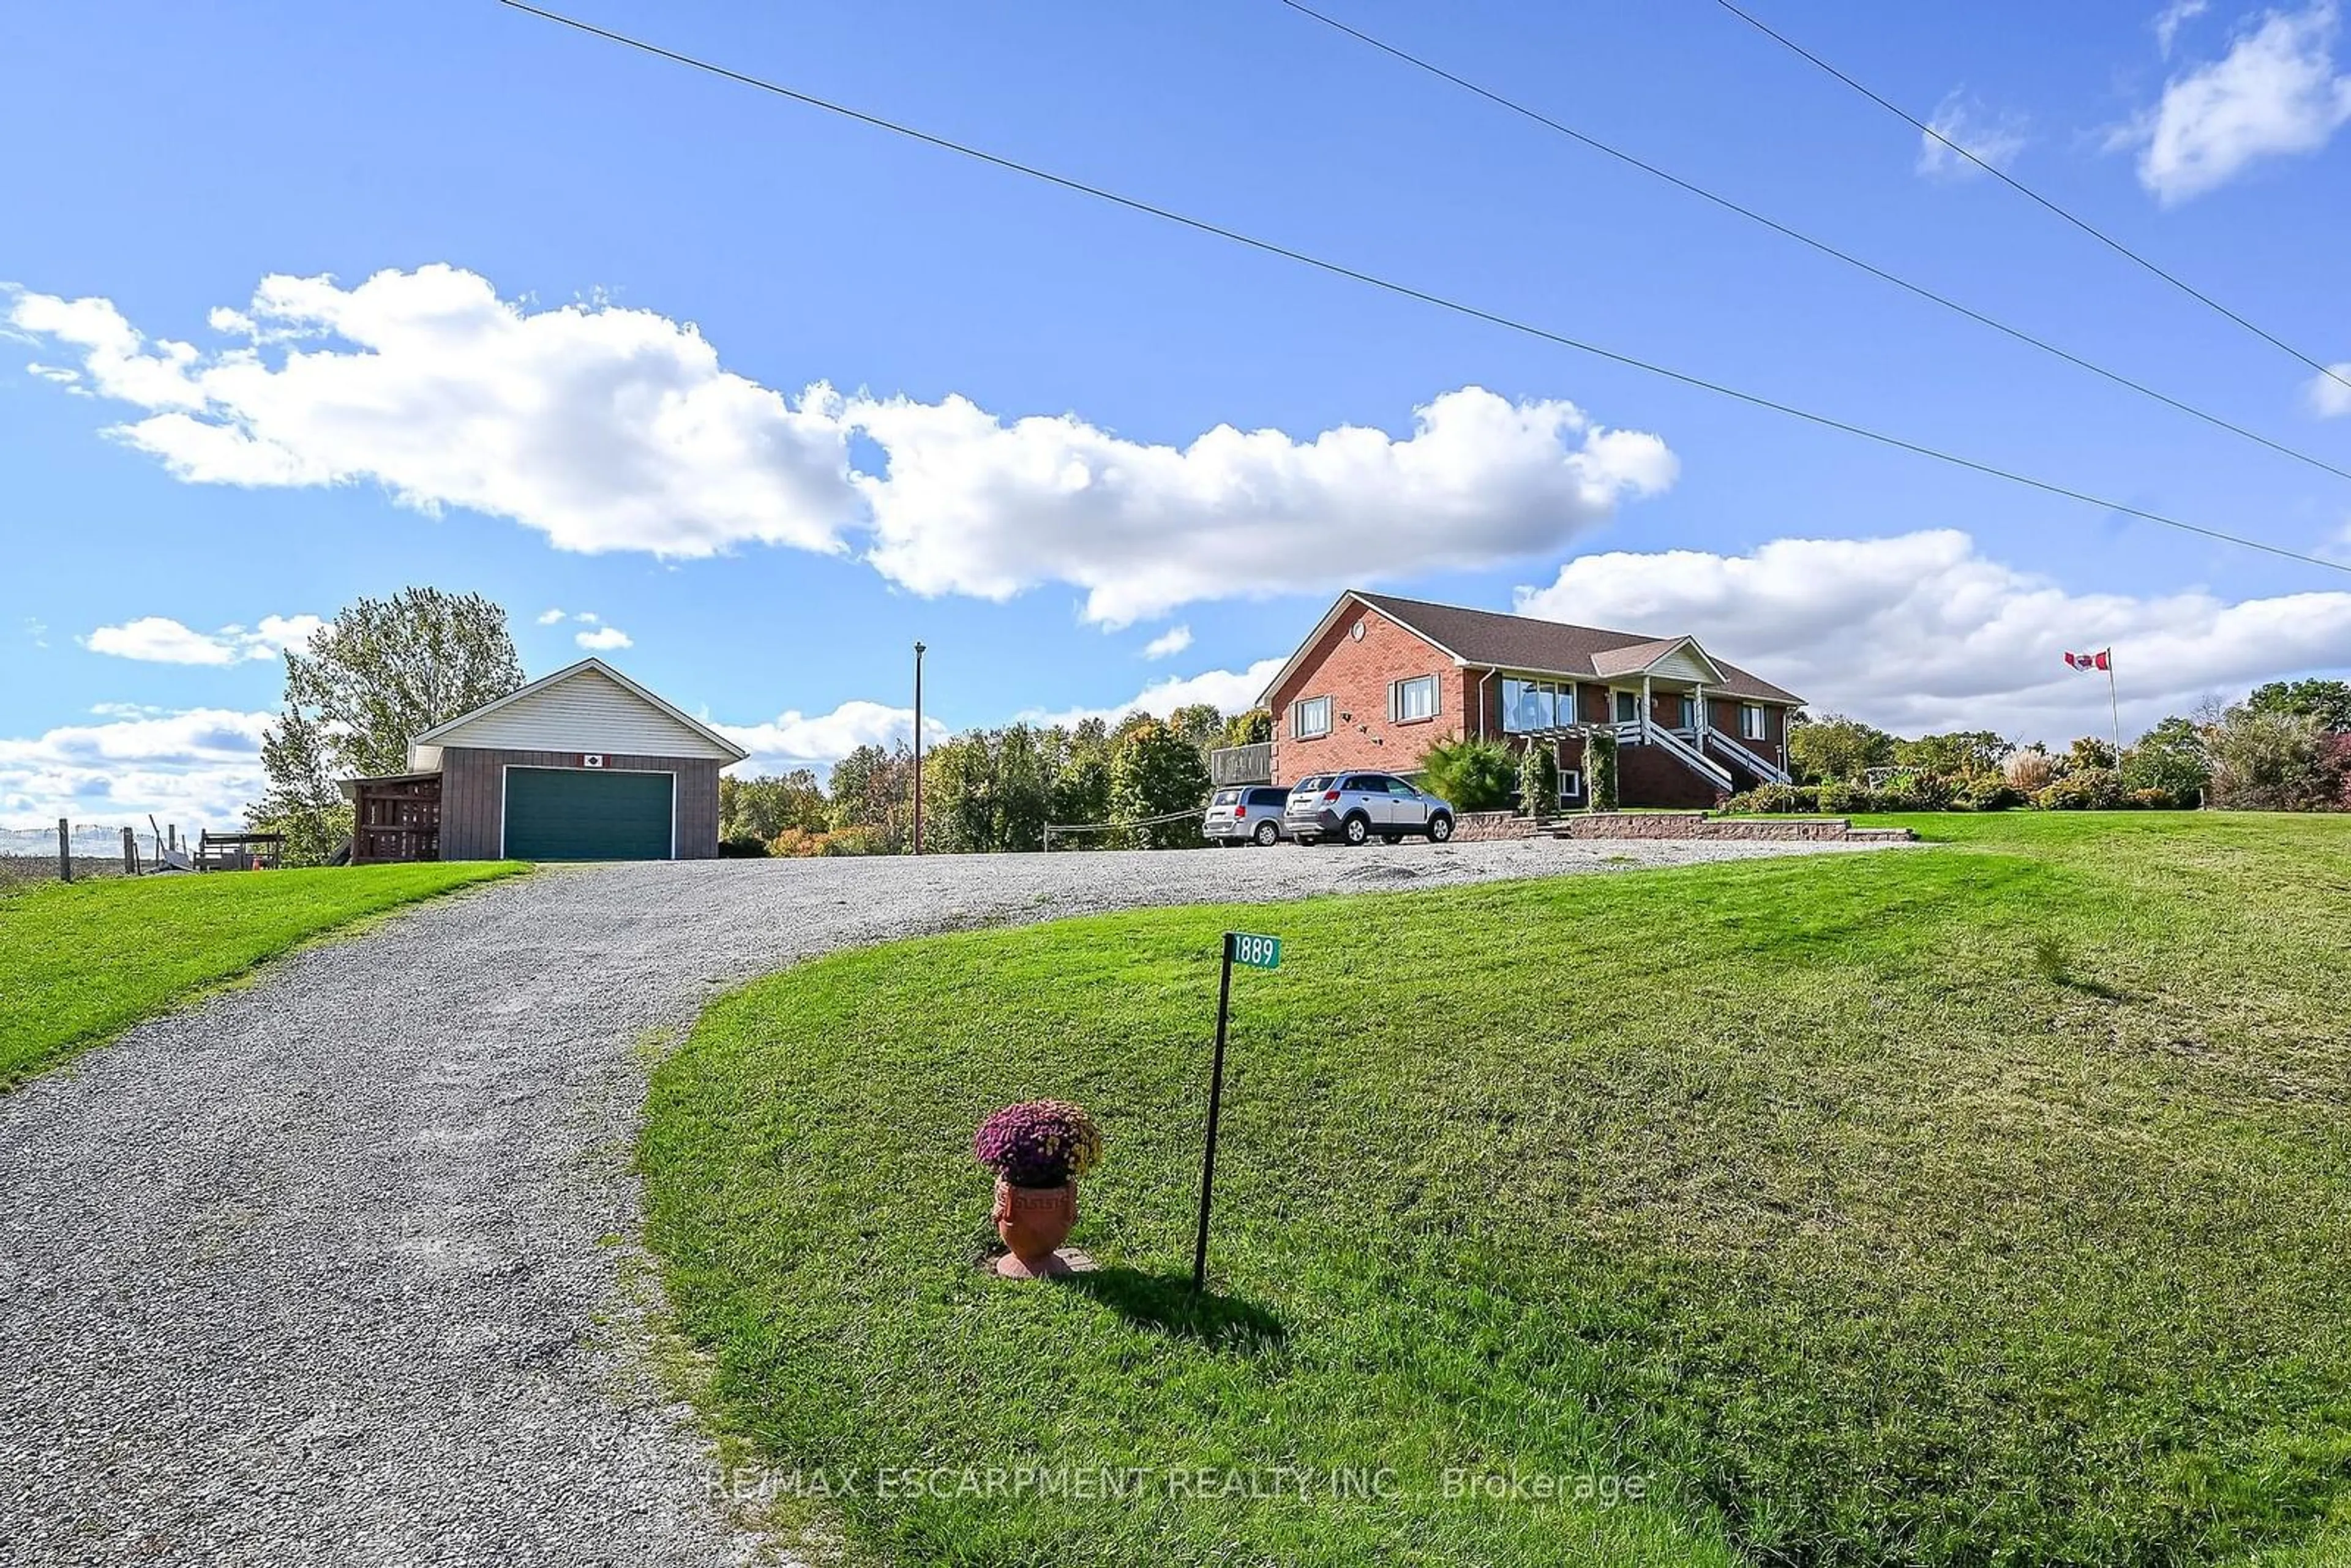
[1273,0,2351,486]
[493,0,2351,579]
[1708,0,2351,400]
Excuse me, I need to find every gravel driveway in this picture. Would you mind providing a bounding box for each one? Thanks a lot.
[0,836,1898,1566]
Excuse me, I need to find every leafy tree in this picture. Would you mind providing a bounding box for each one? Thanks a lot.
[720,770,828,842]
[247,587,524,863]
[926,724,1057,853]
[828,742,919,851]
[2329,734,2351,811]
[1788,714,1897,783]
[1895,730,2014,778]
[2120,717,2208,805]
[992,723,1054,852]
[1108,718,1211,849]
[1222,708,1274,748]
[2246,678,2351,734]
[248,705,348,866]
[1050,719,1114,841]
[2065,737,2119,775]
[921,734,993,853]
[1418,737,1517,812]
[1166,703,1227,752]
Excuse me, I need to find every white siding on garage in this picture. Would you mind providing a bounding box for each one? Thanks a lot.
[416,667,739,762]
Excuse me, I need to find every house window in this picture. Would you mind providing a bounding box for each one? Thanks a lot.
[1502,678,1567,733]
[1678,696,1698,730]
[1390,675,1439,724]
[1293,696,1333,740]
[1614,691,1640,724]
[1740,703,1768,741]
[1559,769,1583,799]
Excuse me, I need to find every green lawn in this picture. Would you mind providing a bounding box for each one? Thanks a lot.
[0,862,523,1087]
[643,814,2351,1567]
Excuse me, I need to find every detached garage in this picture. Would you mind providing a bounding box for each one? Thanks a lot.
[345,658,748,863]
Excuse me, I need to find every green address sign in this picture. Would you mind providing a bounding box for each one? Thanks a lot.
[1229,932,1281,970]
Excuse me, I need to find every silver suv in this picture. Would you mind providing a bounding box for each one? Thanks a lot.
[1202,785,1291,847]
[1284,772,1456,847]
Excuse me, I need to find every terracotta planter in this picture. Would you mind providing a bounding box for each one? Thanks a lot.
[992,1177,1078,1278]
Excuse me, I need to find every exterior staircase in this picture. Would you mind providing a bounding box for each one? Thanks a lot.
[1624,717,1734,793]
[1703,728,1791,786]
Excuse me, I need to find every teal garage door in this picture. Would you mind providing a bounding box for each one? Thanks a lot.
[504,767,673,860]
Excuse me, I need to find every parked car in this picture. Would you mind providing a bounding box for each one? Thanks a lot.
[1284,772,1455,847]
[1202,786,1292,847]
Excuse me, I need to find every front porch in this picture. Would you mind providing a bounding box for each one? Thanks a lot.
[1481,667,1791,803]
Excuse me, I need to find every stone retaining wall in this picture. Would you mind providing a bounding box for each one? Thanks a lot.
[1548,812,1914,844]
[1450,811,1535,842]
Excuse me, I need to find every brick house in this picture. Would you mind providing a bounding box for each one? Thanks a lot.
[1257,590,1802,808]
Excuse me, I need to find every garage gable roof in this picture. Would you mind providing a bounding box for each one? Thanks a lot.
[411,658,749,763]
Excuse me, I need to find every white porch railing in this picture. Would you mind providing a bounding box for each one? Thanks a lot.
[1641,716,1734,790]
[1704,728,1791,786]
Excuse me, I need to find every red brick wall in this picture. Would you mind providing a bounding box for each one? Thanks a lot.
[1704,696,1787,770]
[1267,605,1470,782]
[1616,741,1725,808]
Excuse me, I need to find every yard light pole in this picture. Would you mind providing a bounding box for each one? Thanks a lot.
[912,640,926,856]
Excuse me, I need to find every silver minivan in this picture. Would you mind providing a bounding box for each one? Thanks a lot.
[1284,772,1456,847]
[1202,785,1291,847]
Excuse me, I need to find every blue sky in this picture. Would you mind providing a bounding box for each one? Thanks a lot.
[4,0,2349,829]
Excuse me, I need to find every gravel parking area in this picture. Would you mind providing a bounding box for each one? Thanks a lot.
[0,836,1900,1566]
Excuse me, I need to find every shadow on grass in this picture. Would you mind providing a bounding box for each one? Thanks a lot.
[2031,932,2135,1001]
[1062,1267,1287,1352]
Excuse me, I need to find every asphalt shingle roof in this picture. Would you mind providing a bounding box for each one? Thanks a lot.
[1350,591,1803,705]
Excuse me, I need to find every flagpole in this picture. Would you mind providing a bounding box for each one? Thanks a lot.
[2107,654,2121,759]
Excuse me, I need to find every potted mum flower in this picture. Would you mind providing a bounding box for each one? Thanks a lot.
[973,1099,1103,1279]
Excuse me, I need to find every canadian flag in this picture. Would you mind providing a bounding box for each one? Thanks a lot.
[2064,649,2112,672]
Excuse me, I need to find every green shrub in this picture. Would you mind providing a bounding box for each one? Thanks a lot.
[1418,737,1518,812]
[718,833,770,858]
[1586,730,1619,811]
[1959,775,2027,812]
[2126,787,2181,810]
[1818,780,1878,814]
[1517,744,1559,818]
[2038,768,2126,811]
[1725,782,1819,814]
[1884,769,1958,810]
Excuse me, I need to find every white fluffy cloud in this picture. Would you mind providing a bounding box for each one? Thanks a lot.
[2156,0,2213,55]
[2112,2,2351,203]
[849,386,1673,628]
[83,613,320,665]
[7,267,1675,628]
[0,707,274,831]
[1917,89,2030,177]
[1141,625,1194,661]
[1022,657,1291,731]
[713,699,948,776]
[1514,529,2351,738]
[574,625,632,651]
[6,268,855,558]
